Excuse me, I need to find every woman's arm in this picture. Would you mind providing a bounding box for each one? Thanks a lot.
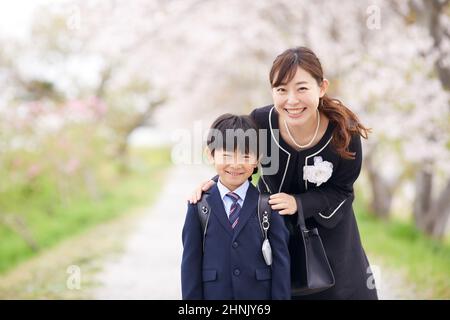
[294,134,363,228]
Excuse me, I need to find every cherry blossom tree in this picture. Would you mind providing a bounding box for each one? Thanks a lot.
[1,0,448,242]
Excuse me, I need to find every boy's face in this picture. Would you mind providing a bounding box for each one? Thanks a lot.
[209,149,258,191]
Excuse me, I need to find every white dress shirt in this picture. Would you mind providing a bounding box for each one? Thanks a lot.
[216,179,249,218]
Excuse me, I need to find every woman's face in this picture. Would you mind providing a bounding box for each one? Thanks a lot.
[272,66,328,126]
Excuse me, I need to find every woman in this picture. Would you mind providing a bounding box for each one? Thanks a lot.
[190,47,378,300]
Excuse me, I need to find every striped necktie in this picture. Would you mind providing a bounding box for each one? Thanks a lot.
[226,192,241,229]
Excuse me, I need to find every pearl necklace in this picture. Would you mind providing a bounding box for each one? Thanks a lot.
[284,109,320,149]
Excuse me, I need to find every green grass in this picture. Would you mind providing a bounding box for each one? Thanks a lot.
[354,196,450,299]
[0,147,172,274]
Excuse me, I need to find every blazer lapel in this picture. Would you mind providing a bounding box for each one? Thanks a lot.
[232,183,259,241]
[206,184,234,237]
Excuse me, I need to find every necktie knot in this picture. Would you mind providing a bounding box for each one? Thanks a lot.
[226,192,240,204]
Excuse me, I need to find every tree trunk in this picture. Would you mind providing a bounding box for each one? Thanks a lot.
[117,137,130,175]
[427,0,450,91]
[413,168,433,231]
[413,168,450,240]
[411,0,450,239]
[391,0,450,240]
[364,153,395,219]
[427,180,450,239]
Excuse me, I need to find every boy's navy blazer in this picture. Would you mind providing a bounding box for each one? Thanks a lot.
[181,183,291,300]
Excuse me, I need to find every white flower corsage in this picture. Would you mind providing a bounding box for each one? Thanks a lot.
[303,156,333,187]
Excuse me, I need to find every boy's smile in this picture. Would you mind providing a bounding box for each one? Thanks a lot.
[209,149,258,191]
[224,169,245,177]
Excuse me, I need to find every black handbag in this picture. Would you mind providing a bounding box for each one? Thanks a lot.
[289,204,335,296]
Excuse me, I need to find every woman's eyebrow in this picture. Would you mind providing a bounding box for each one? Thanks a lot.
[277,81,308,86]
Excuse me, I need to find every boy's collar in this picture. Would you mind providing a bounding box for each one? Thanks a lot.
[217,179,249,202]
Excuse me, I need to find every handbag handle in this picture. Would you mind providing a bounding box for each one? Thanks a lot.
[296,198,308,232]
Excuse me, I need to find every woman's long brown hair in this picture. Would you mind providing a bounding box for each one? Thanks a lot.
[270,46,371,159]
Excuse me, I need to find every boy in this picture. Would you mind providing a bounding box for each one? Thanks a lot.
[181,114,290,300]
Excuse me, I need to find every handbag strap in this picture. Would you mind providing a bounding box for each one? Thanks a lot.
[296,197,308,232]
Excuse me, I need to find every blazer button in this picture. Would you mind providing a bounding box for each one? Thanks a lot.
[233,269,240,276]
[232,242,239,248]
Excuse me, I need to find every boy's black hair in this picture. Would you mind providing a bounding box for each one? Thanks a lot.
[206,113,260,157]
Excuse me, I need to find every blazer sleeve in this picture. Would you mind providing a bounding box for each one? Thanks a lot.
[294,134,363,229]
[181,203,203,299]
[268,210,291,299]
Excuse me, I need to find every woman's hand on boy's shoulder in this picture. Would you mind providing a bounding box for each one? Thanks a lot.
[188,179,216,204]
